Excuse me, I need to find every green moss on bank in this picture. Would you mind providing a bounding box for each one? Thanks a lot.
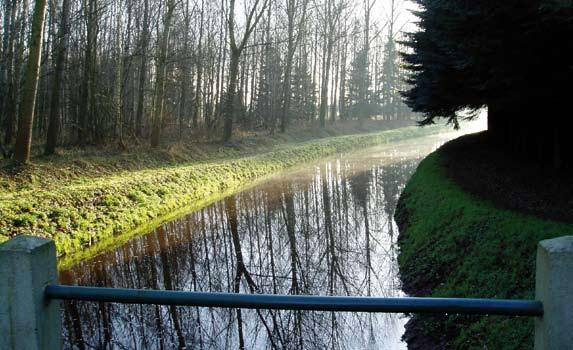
[396,146,573,349]
[0,125,444,265]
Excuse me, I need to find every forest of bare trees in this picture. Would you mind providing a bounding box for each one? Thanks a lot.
[0,0,416,162]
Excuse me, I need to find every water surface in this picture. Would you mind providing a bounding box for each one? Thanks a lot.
[60,133,462,349]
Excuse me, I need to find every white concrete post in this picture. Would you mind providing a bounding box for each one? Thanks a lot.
[0,235,62,350]
[535,235,573,350]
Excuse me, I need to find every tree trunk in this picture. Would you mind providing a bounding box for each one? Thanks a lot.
[45,0,70,155]
[311,28,318,123]
[280,0,296,133]
[14,0,48,163]
[193,0,205,129]
[115,0,123,145]
[338,30,347,120]
[178,0,192,138]
[78,0,97,144]
[150,0,175,148]
[319,37,332,128]
[223,0,268,141]
[0,0,17,154]
[223,50,240,142]
[0,0,13,127]
[280,0,307,132]
[135,0,149,138]
[330,36,340,124]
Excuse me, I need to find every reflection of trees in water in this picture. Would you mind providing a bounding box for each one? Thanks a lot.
[60,158,418,349]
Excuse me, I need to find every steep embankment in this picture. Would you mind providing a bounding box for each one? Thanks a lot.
[0,125,445,266]
[396,135,573,349]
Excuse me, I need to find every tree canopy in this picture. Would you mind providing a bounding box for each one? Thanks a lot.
[403,0,572,166]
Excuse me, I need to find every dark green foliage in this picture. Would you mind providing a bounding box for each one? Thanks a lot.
[402,1,493,125]
[380,38,398,119]
[403,0,572,165]
[291,55,316,122]
[255,45,283,130]
[348,48,373,120]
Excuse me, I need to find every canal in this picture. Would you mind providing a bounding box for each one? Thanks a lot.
[59,132,464,349]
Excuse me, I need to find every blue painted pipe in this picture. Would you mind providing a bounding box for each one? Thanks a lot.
[45,284,543,317]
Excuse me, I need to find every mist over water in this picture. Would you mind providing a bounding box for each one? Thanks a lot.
[59,133,464,349]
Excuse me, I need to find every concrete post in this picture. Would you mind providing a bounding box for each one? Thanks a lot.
[0,236,62,350]
[535,235,573,350]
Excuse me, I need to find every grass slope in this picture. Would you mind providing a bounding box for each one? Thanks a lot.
[0,125,443,266]
[396,147,573,349]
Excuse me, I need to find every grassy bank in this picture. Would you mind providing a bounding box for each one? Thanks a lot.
[395,141,573,349]
[1,123,445,266]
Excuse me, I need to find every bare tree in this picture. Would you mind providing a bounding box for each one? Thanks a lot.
[279,0,308,132]
[13,0,48,163]
[0,0,415,152]
[222,0,269,141]
[317,0,343,128]
[45,0,71,155]
[135,0,150,138]
[150,0,176,148]
[193,0,205,130]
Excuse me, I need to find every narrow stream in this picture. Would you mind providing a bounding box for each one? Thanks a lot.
[59,133,463,350]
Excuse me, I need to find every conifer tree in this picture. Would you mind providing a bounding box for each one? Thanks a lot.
[381,38,398,120]
[348,48,371,120]
[403,0,572,166]
[291,54,315,122]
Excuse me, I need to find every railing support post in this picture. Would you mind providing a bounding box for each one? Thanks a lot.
[535,235,573,350]
[0,236,61,350]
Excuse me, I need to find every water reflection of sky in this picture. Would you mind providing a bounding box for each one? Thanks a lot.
[59,133,461,350]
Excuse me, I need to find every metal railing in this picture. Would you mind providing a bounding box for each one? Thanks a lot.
[1,235,572,349]
[44,284,543,316]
